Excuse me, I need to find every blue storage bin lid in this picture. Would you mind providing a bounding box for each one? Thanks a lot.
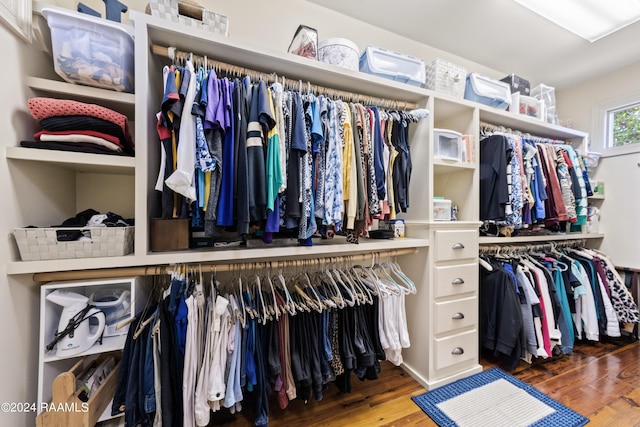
[359,46,425,86]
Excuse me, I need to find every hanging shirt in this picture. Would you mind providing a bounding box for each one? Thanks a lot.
[217,78,236,227]
[247,80,275,223]
[271,83,287,193]
[342,102,357,230]
[285,92,307,225]
[266,88,283,212]
[235,77,251,236]
[165,59,198,202]
[203,71,225,236]
[480,135,510,220]
[323,99,344,229]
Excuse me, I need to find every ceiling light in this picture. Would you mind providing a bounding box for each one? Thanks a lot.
[513,0,640,42]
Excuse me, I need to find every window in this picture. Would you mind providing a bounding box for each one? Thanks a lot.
[607,102,640,147]
[592,92,640,156]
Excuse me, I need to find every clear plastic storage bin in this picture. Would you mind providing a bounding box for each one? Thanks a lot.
[464,73,511,110]
[433,128,463,161]
[433,199,452,221]
[359,46,425,87]
[41,7,135,93]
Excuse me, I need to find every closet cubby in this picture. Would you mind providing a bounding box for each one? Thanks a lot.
[37,277,146,424]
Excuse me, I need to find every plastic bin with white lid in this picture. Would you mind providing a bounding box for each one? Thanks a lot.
[433,128,463,161]
[359,46,425,87]
[318,38,359,71]
[41,6,135,93]
[464,73,511,110]
[433,198,452,221]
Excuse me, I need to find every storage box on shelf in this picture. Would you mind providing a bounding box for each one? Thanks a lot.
[510,92,543,119]
[531,83,556,124]
[41,6,135,93]
[423,58,466,98]
[359,46,425,87]
[500,73,530,96]
[148,0,229,35]
[318,38,359,71]
[14,226,134,261]
[433,128,463,161]
[433,198,453,221]
[464,73,511,110]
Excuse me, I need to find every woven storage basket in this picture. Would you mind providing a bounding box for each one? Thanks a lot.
[147,0,229,36]
[424,58,467,98]
[13,226,134,261]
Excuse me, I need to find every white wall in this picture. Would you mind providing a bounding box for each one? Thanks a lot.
[0,20,46,427]
[557,62,640,268]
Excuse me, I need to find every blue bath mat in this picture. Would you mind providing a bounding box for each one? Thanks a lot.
[412,367,588,427]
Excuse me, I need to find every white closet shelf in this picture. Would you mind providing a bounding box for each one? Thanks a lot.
[6,237,430,276]
[26,76,135,119]
[479,233,604,244]
[42,334,127,363]
[433,160,476,173]
[5,146,135,175]
[135,12,430,105]
[479,108,588,141]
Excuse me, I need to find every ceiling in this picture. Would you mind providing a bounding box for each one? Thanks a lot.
[309,0,640,90]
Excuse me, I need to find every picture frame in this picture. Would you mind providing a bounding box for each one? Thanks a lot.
[0,0,32,42]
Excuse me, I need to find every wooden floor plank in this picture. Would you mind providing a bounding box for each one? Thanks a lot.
[207,339,640,426]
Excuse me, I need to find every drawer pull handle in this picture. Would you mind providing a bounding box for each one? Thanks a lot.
[451,312,465,320]
[451,278,465,285]
[452,243,465,250]
[451,347,464,355]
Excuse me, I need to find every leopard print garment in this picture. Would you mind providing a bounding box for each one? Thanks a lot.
[601,256,640,324]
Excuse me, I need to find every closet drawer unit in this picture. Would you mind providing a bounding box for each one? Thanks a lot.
[434,263,477,299]
[433,296,477,335]
[434,229,478,262]
[433,329,478,371]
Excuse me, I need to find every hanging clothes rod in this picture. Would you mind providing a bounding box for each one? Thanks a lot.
[479,121,567,145]
[32,247,418,283]
[150,44,418,110]
[479,239,587,255]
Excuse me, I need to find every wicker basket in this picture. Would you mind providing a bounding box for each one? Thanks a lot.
[147,0,229,36]
[424,58,467,98]
[13,226,134,261]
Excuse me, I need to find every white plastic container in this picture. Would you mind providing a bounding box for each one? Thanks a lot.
[359,46,425,87]
[510,92,543,119]
[318,38,359,71]
[433,128,463,161]
[41,7,135,93]
[433,199,452,221]
[464,73,511,110]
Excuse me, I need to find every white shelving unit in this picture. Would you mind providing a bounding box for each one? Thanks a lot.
[9,9,597,403]
[37,277,145,423]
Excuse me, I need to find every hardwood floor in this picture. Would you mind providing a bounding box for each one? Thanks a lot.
[209,337,640,426]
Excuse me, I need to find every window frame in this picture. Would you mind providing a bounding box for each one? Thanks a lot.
[592,91,640,157]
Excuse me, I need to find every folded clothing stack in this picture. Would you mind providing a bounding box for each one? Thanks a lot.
[22,97,135,156]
